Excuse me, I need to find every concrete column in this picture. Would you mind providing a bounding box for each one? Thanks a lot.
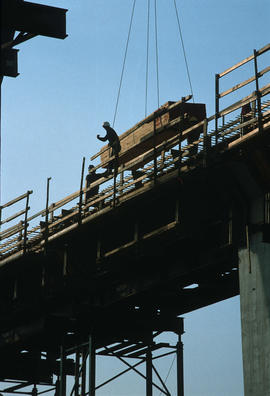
[239,196,270,396]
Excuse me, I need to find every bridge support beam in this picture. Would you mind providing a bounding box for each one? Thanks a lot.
[146,347,153,396]
[177,334,184,396]
[89,334,96,396]
[59,345,66,396]
[238,196,270,396]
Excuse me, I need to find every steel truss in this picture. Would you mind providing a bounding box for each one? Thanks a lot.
[58,330,184,396]
[0,381,55,396]
[0,318,184,396]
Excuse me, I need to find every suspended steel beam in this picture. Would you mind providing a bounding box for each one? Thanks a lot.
[1,0,67,40]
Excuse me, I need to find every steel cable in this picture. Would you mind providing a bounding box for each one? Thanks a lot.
[145,0,150,117]
[113,0,137,127]
[154,0,160,108]
[173,0,194,101]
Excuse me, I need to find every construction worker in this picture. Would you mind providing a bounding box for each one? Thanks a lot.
[97,121,121,174]
[186,114,200,157]
[241,103,252,135]
[85,165,105,209]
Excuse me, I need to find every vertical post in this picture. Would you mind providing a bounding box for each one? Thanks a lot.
[74,347,80,396]
[81,347,87,396]
[113,168,117,208]
[31,385,37,396]
[177,103,185,177]
[215,73,220,145]
[59,345,66,396]
[253,49,262,133]
[161,149,165,169]
[177,334,184,396]
[177,129,182,176]
[18,220,23,250]
[251,99,256,119]
[23,191,30,254]
[44,177,51,254]
[45,178,51,226]
[84,178,87,207]
[120,165,124,187]
[146,347,153,396]
[118,164,124,202]
[50,203,55,222]
[153,111,157,184]
[89,334,96,396]
[203,118,208,168]
[78,157,85,223]
[222,115,225,140]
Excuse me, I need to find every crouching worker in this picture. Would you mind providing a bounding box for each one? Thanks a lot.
[85,165,105,211]
[241,103,252,136]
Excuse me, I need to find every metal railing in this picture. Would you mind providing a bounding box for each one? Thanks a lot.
[1,43,270,263]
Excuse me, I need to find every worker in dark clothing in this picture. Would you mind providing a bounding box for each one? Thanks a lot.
[241,103,252,135]
[97,121,121,175]
[185,114,200,157]
[85,165,105,210]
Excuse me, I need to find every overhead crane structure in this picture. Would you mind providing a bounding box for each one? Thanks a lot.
[0,44,270,395]
[1,0,67,73]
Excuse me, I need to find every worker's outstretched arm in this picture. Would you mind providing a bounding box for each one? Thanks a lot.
[97,134,108,142]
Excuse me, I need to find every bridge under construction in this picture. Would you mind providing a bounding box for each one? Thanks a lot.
[0,41,270,395]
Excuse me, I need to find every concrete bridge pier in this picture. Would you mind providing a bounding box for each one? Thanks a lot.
[239,194,270,396]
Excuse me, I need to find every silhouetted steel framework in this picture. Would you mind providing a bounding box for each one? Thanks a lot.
[1,0,67,77]
[0,0,67,222]
[0,44,270,395]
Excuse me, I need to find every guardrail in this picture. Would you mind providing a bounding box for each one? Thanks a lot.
[1,43,270,263]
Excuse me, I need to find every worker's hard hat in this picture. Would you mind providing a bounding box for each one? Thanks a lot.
[103,121,110,127]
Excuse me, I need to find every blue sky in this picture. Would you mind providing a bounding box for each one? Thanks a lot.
[1,0,270,394]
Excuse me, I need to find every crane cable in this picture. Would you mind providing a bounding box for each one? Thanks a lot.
[145,0,160,114]
[147,0,194,113]
[173,0,194,102]
[154,0,160,108]
[113,0,194,126]
[145,0,150,117]
[112,0,137,128]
